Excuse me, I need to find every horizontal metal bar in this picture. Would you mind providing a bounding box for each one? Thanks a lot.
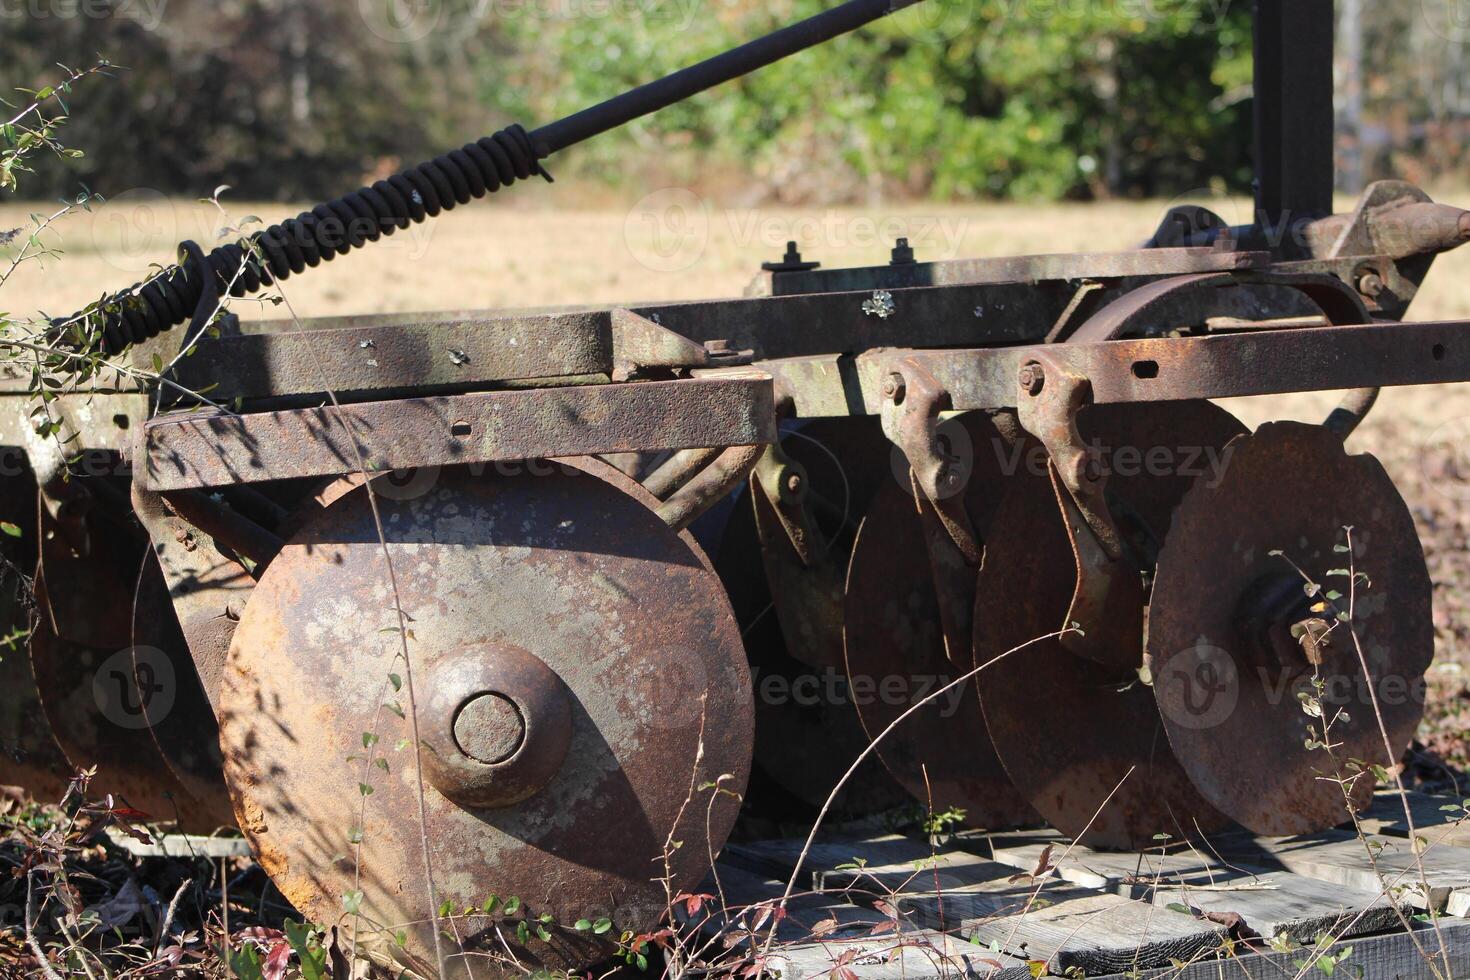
[169,311,614,403]
[142,374,775,490]
[860,320,1470,411]
[757,246,1266,296]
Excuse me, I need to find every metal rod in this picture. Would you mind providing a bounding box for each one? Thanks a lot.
[531,0,923,156]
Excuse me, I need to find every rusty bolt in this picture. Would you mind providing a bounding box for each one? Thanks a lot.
[784,471,803,495]
[882,372,906,404]
[1357,271,1386,299]
[705,339,731,354]
[1018,362,1045,396]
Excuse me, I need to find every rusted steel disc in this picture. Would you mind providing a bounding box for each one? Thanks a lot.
[974,401,1246,849]
[0,475,70,800]
[30,506,226,828]
[843,412,1036,830]
[715,418,910,822]
[1148,422,1432,836]
[219,467,753,976]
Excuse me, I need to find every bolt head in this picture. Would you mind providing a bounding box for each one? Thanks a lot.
[882,372,906,403]
[1019,363,1045,396]
[1357,272,1385,298]
[784,471,803,494]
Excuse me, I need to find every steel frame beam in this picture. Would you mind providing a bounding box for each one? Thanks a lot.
[858,319,1470,412]
[142,373,776,490]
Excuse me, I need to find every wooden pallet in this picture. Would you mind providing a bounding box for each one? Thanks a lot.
[691,791,1470,979]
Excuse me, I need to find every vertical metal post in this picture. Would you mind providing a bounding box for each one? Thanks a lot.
[1253,0,1336,254]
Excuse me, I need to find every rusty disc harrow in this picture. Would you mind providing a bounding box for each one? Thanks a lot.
[1148,421,1432,835]
[219,465,753,976]
[843,411,1036,830]
[30,498,229,827]
[715,418,909,822]
[973,401,1246,849]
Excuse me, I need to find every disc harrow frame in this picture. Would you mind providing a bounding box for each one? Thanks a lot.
[7,1,1470,975]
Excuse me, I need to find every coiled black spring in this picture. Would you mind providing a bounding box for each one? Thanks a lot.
[64,123,549,355]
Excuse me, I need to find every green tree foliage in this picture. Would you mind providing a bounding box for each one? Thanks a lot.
[491,0,1256,200]
[3,0,1458,203]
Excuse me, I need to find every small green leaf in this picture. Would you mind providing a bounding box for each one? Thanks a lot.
[482,895,500,914]
[358,782,374,796]
[503,896,521,915]
[0,523,20,538]
[593,917,612,935]
[342,890,364,914]
[362,732,379,748]
[389,672,402,691]
[574,919,592,931]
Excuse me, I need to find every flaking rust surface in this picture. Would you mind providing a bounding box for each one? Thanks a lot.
[218,467,753,977]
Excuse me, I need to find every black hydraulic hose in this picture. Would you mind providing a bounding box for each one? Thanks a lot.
[59,0,924,356]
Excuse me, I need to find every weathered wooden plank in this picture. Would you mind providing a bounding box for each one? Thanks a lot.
[689,865,1033,980]
[988,839,1405,942]
[729,836,1227,976]
[1215,829,1470,913]
[769,934,1032,980]
[1091,918,1470,980]
[1358,790,1470,850]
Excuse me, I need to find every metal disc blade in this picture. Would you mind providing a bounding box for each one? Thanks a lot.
[219,467,753,976]
[974,401,1245,849]
[1148,421,1432,836]
[844,412,1036,829]
[715,418,910,822]
[0,476,70,800]
[30,511,224,827]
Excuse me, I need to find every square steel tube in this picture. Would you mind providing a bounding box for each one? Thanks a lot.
[862,320,1470,411]
[143,374,775,490]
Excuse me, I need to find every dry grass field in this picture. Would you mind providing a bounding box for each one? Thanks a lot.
[6,189,1470,767]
